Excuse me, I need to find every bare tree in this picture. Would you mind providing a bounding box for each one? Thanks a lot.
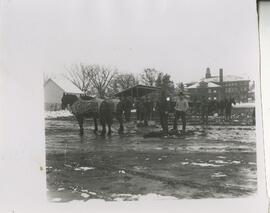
[107,78,120,97]
[106,73,139,96]
[115,73,138,90]
[65,64,91,93]
[140,68,159,86]
[85,65,117,98]
[176,82,185,93]
[155,72,175,95]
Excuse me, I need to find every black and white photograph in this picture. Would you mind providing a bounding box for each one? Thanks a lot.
[0,0,269,212]
[43,0,258,202]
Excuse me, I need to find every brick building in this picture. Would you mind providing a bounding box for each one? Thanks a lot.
[186,68,250,103]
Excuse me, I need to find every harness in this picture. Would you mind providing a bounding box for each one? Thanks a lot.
[69,99,103,115]
[68,98,120,115]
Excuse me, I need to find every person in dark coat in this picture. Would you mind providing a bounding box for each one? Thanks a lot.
[143,96,153,126]
[139,97,146,122]
[134,97,141,121]
[123,96,133,122]
[156,89,169,134]
[225,98,236,121]
[135,97,146,125]
[116,96,125,133]
[218,99,225,117]
[200,96,209,125]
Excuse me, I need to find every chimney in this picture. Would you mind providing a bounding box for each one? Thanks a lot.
[205,67,211,79]
[219,68,223,83]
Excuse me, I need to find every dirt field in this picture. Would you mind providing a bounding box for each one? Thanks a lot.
[46,118,257,202]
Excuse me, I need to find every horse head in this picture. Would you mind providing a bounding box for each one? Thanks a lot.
[61,93,78,109]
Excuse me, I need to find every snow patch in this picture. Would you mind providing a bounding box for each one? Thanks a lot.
[181,162,189,165]
[211,172,227,178]
[111,193,178,201]
[234,102,255,108]
[89,191,97,195]
[138,193,178,201]
[74,167,95,171]
[45,110,73,118]
[231,161,241,164]
[191,162,223,167]
[155,147,162,150]
[217,156,226,159]
[81,193,90,198]
[209,160,228,164]
[52,198,62,202]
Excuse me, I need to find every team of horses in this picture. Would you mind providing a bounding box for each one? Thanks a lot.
[61,93,237,136]
[61,94,130,136]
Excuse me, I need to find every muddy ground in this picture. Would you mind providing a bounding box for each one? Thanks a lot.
[46,118,257,202]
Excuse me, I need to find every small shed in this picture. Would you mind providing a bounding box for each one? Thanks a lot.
[114,84,160,98]
[44,78,84,111]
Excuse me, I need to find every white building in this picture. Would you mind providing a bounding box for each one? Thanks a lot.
[44,78,84,111]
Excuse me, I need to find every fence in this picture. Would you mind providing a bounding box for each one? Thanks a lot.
[129,107,255,126]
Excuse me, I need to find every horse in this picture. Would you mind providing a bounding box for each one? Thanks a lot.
[61,93,124,136]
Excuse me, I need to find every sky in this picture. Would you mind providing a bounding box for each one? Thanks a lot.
[1,0,260,83]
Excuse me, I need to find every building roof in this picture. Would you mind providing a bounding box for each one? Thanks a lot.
[200,75,249,83]
[187,81,221,89]
[45,78,84,94]
[115,84,160,97]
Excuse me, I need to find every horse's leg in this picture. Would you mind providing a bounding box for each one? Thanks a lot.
[77,116,84,136]
[100,117,106,136]
[107,121,112,136]
[107,113,113,136]
[117,113,124,133]
[93,116,98,134]
[229,110,232,121]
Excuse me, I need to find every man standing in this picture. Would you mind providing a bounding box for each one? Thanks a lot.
[134,97,141,122]
[123,96,132,122]
[143,96,153,126]
[173,92,189,133]
[156,89,169,134]
[116,95,125,133]
[225,97,235,121]
[200,96,209,125]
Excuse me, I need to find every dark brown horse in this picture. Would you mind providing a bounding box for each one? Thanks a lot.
[61,94,124,136]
